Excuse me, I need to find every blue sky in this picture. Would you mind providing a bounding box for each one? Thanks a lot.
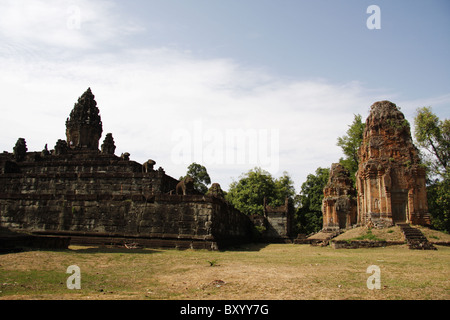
[0,0,449,191]
[118,0,450,97]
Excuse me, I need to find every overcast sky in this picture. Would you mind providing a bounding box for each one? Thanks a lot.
[0,0,449,192]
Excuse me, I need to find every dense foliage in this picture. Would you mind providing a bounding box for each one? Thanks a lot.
[414,107,449,232]
[225,167,296,216]
[426,173,450,232]
[414,107,449,177]
[295,167,330,235]
[336,114,365,185]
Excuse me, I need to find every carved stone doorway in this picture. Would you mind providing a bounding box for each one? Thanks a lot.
[392,191,408,223]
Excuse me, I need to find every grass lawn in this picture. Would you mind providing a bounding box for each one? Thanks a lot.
[1,242,449,300]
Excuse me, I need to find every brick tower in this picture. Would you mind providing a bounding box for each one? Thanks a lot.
[355,101,430,227]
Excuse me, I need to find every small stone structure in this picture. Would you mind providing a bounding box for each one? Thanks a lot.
[0,88,253,250]
[263,197,293,241]
[101,133,116,155]
[250,197,293,242]
[207,183,225,199]
[322,163,357,231]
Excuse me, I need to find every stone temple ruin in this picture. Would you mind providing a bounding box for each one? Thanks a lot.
[322,100,431,232]
[0,88,291,250]
[322,163,357,232]
[0,91,434,251]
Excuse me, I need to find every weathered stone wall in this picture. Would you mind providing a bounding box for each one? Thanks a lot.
[265,212,290,240]
[0,88,254,250]
[260,198,293,242]
[208,196,254,247]
[0,150,176,195]
[0,151,252,249]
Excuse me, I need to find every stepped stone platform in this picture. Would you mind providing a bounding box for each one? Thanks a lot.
[0,88,254,251]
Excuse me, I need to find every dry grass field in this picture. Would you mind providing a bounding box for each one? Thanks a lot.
[1,238,449,300]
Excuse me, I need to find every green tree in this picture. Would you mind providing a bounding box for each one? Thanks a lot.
[295,167,330,235]
[273,171,297,206]
[427,173,450,232]
[414,107,449,232]
[225,167,296,216]
[180,163,211,194]
[414,106,449,178]
[336,114,365,184]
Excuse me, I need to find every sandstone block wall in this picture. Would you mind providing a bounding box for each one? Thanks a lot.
[0,151,252,249]
[250,197,293,242]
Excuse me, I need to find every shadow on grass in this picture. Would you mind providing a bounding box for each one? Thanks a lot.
[0,226,72,255]
[220,242,270,252]
[68,246,162,254]
[2,226,274,254]
[70,241,273,254]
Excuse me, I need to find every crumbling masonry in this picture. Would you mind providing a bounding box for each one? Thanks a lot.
[356,101,430,227]
[322,163,357,232]
[0,88,255,250]
[322,100,431,231]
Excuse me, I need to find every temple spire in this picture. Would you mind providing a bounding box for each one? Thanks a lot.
[66,88,103,150]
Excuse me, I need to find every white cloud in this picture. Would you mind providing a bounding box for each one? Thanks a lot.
[2,0,436,192]
[0,46,385,192]
[0,0,143,51]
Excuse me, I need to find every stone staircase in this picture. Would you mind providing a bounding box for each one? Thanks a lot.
[397,223,436,250]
